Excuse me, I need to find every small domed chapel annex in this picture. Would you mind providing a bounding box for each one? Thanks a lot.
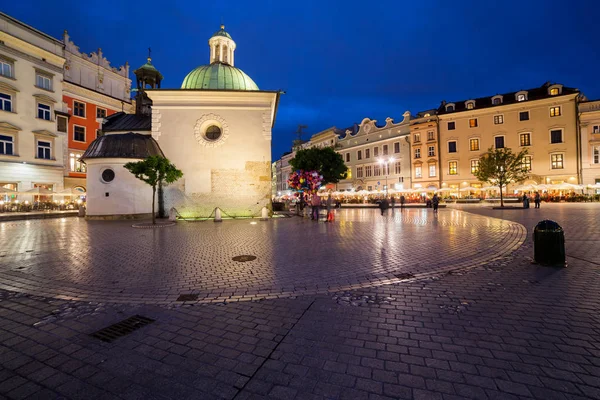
[82,25,282,219]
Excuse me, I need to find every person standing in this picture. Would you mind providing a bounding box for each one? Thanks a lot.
[311,193,322,221]
[432,194,439,213]
[379,197,389,216]
[326,193,334,222]
[391,196,396,209]
[534,192,541,209]
[400,195,405,210]
[523,193,530,209]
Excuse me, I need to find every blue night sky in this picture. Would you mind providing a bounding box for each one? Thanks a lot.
[4,0,599,159]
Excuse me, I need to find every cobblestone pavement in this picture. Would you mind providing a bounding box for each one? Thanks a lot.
[0,205,599,399]
[0,209,524,304]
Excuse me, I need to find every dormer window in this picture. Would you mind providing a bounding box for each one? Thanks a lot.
[446,103,455,112]
[516,91,528,102]
[423,113,430,117]
[548,85,563,96]
[466,101,475,110]
[491,95,503,105]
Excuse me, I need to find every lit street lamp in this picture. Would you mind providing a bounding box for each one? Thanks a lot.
[378,157,395,197]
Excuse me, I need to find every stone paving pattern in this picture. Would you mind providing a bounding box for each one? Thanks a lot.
[0,209,524,304]
[0,204,599,399]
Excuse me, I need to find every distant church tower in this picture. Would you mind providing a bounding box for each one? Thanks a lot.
[133,50,163,115]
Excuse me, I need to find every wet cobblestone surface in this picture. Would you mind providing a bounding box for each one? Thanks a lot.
[0,204,599,399]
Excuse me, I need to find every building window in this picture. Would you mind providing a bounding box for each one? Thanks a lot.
[448,121,455,130]
[365,148,370,159]
[470,160,479,174]
[101,168,115,183]
[374,147,379,157]
[69,153,86,173]
[551,154,564,169]
[395,161,401,174]
[446,105,454,112]
[428,146,435,157]
[495,136,505,149]
[345,153,350,162]
[346,168,352,180]
[57,116,67,132]
[594,147,600,164]
[356,166,363,178]
[469,138,479,151]
[550,106,561,117]
[0,93,12,112]
[415,148,421,158]
[0,134,14,155]
[492,97,502,105]
[520,133,531,146]
[593,125,600,134]
[394,142,400,153]
[74,126,86,142]
[428,131,435,141]
[519,111,529,121]
[522,155,532,171]
[550,88,559,95]
[448,141,457,153]
[374,164,381,176]
[357,150,362,160]
[36,74,52,91]
[494,115,503,124]
[550,129,563,144]
[469,118,478,128]
[365,165,372,177]
[96,130,103,138]
[0,59,13,78]
[466,102,474,110]
[37,141,51,159]
[96,107,107,118]
[415,166,422,178]
[414,133,421,143]
[37,103,51,120]
[73,101,86,117]
[449,161,458,175]
[383,144,388,156]
[429,164,436,177]
[517,94,526,102]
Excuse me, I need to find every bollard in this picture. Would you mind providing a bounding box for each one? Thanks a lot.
[168,207,177,222]
[533,220,566,267]
[214,207,222,222]
[260,207,269,221]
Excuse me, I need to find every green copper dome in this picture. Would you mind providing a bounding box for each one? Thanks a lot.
[212,25,232,40]
[181,62,259,90]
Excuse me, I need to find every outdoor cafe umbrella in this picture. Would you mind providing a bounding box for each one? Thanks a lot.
[0,187,17,194]
[21,187,55,202]
[512,184,537,191]
[459,186,480,192]
[54,188,87,196]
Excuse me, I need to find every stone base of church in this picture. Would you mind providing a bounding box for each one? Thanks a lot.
[85,213,154,221]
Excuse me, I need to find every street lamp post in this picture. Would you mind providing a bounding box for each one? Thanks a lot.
[378,157,395,197]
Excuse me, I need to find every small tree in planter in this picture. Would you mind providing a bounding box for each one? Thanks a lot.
[474,147,529,208]
[124,156,183,225]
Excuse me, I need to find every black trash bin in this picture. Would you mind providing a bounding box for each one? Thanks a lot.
[533,220,566,267]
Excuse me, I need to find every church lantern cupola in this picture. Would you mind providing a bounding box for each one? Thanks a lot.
[133,50,163,115]
[208,24,236,66]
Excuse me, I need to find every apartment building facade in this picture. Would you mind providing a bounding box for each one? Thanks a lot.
[0,12,67,200]
[409,110,440,190]
[437,82,580,190]
[579,99,600,186]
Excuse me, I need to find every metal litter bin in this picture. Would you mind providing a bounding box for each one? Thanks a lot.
[533,220,566,267]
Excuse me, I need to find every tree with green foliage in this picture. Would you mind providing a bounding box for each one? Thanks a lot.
[289,147,347,184]
[124,156,183,224]
[474,147,530,207]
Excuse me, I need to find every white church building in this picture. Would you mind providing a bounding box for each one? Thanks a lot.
[82,25,281,219]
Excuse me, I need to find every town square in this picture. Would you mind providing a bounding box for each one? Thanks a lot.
[1,0,600,399]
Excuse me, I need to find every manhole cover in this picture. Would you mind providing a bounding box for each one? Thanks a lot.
[232,255,257,262]
[394,272,415,280]
[90,315,155,343]
[176,294,199,302]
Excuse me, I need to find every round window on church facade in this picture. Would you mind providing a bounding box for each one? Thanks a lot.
[101,168,115,183]
[205,125,222,141]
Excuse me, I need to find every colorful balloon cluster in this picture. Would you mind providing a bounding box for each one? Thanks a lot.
[287,170,323,194]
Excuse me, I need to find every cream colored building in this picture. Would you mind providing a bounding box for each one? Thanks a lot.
[579,99,600,187]
[409,110,440,190]
[0,12,67,201]
[437,82,581,190]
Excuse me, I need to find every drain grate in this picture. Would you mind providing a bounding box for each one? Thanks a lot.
[394,272,415,280]
[232,255,257,262]
[90,315,155,343]
[176,294,199,302]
